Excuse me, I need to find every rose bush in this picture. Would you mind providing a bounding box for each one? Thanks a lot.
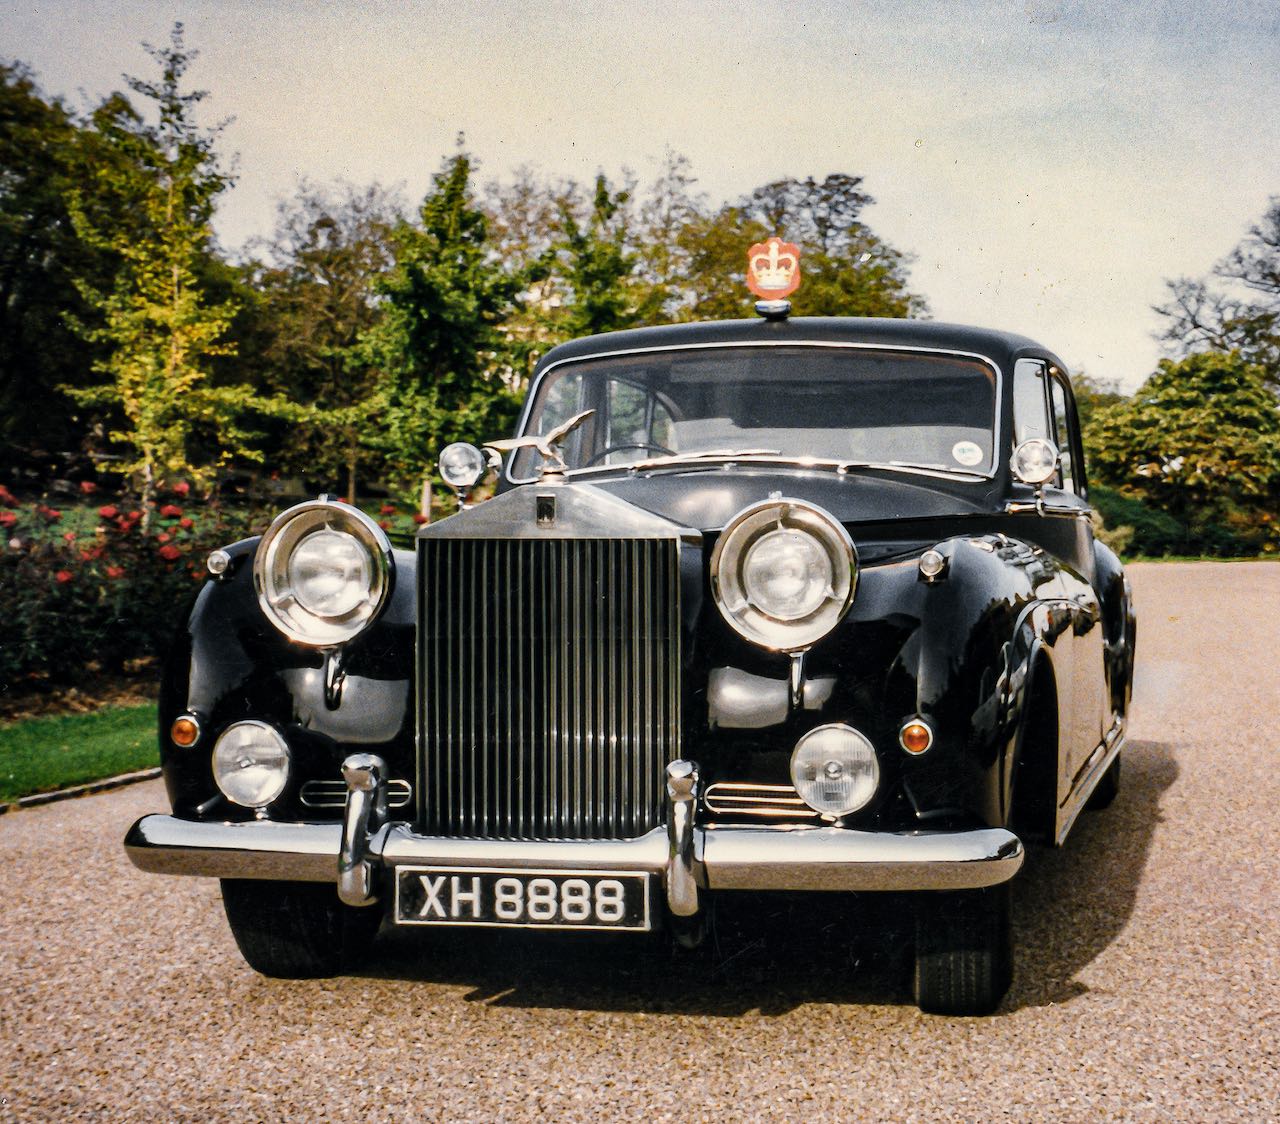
[0,484,260,692]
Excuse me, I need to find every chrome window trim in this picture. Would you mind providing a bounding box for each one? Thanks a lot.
[504,340,1005,487]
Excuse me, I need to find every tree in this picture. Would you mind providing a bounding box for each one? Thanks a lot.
[64,25,276,513]
[556,173,659,336]
[0,63,112,471]
[1088,351,1280,554]
[252,180,401,500]
[1155,197,1280,383]
[364,145,524,495]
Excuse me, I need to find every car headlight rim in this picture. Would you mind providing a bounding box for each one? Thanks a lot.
[254,499,393,646]
[711,498,856,651]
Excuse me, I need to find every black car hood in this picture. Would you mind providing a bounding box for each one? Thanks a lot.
[580,466,998,533]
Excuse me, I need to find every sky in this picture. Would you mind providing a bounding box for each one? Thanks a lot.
[5,0,1279,391]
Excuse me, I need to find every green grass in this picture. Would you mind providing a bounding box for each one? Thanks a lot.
[0,704,159,802]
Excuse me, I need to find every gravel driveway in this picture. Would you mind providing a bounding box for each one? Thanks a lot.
[2,561,1277,1121]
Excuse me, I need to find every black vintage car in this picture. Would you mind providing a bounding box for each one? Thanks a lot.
[125,311,1134,1015]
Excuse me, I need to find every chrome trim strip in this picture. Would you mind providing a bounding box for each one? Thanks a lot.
[300,778,412,809]
[698,824,1024,891]
[505,340,1005,487]
[703,781,819,819]
[1054,717,1126,846]
[126,818,1024,893]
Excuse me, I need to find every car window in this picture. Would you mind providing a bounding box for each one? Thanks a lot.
[1012,359,1053,445]
[1048,375,1078,494]
[516,346,998,477]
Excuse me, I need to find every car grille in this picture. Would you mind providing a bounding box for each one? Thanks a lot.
[418,537,681,840]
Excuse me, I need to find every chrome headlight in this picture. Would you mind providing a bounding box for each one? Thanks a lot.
[790,723,879,816]
[710,499,856,651]
[253,499,392,646]
[212,721,291,808]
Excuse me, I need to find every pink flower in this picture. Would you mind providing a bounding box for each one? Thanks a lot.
[158,544,181,561]
[62,531,76,543]
[55,570,73,583]
[160,504,183,518]
[98,505,119,520]
[172,481,190,496]
[79,480,97,494]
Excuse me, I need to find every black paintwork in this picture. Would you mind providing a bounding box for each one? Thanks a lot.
[156,316,1134,845]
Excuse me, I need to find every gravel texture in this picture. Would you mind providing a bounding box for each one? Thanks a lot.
[2,561,1277,1121]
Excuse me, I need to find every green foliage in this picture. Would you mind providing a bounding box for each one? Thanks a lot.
[0,704,158,802]
[0,63,112,470]
[0,482,260,690]
[1086,352,1280,555]
[64,25,301,506]
[363,146,525,496]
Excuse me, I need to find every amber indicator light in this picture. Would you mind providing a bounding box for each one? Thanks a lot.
[899,720,933,755]
[170,716,200,748]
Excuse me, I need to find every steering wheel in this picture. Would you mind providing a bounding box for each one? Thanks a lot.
[585,442,675,466]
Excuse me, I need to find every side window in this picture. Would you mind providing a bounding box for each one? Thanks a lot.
[605,379,676,463]
[1048,375,1079,494]
[1012,358,1053,445]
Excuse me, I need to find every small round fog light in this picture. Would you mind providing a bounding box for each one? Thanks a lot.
[212,721,290,808]
[899,718,934,755]
[790,723,879,816]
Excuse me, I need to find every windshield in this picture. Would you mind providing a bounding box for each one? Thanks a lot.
[512,345,998,478]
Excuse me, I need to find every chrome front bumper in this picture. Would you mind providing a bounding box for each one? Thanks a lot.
[124,758,1025,915]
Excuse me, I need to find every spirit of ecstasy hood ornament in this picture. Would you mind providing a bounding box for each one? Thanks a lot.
[484,409,595,476]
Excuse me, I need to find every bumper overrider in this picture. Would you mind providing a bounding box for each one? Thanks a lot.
[125,756,1025,917]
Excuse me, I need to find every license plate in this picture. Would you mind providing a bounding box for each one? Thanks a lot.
[393,866,652,931]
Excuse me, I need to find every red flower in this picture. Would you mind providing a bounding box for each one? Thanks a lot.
[158,544,181,561]
[98,505,119,519]
[412,512,428,524]
[157,532,171,544]
[42,506,61,521]
[55,570,73,583]
[0,484,16,507]
[62,531,76,543]
[128,510,140,521]
[160,504,183,518]
[179,517,194,530]
[0,512,15,528]
[79,480,98,494]
[380,503,397,515]
[378,519,390,530]
[105,565,124,579]
[172,481,190,496]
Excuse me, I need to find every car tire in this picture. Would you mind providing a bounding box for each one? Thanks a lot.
[1086,752,1121,810]
[913,884,1012,1016]
[220,879,381,978]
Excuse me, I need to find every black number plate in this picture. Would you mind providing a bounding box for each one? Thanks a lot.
[393,866,652,931]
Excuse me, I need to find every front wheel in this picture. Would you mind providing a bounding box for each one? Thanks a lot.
[220,879,381,978]
[913,885,1012,1015]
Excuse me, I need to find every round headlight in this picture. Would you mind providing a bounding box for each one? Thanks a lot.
[254,500,392,646]
[1011,438,1059,486]
[790,723,879,816]
[438,442,487,490]
[711,499,856,651]
[212,721,290,808]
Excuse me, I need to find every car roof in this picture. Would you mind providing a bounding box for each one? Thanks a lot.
[534,316,1067,376]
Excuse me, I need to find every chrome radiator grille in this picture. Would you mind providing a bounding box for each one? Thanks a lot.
[417,537,681,840]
